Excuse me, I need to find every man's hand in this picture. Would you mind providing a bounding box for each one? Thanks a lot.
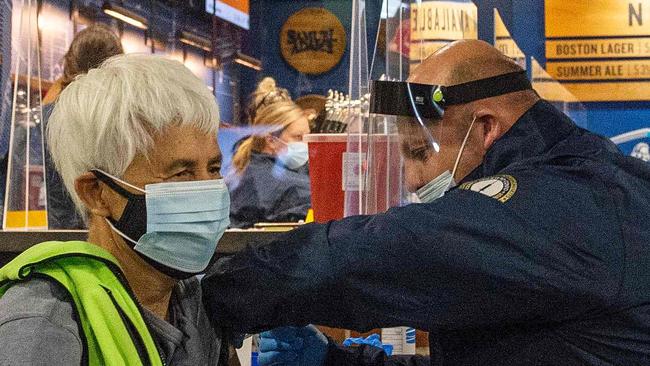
[258,325,328,366]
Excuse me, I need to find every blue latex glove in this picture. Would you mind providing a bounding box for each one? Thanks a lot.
[343,334,393,356]
[258,325,328,366]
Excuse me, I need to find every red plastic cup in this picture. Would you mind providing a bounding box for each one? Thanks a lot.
[304,134,348,223]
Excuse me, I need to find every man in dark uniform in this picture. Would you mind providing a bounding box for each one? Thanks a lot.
[202,40,650,365]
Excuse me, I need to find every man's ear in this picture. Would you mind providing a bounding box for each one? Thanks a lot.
[474,108,501,150]
[74,172,111,217]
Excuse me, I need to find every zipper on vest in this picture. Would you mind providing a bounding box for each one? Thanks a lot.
[108,264,168,366]
[103,286,153,366]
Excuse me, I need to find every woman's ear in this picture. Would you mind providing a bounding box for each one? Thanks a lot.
[74,172,111,217]
[474,108,501,151]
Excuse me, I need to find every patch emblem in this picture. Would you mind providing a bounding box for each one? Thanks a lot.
[459,175,517,203]
[631,142,650,162]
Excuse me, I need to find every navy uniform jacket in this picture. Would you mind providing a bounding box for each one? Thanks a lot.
[204,101,650,365]
[227,152,311,228]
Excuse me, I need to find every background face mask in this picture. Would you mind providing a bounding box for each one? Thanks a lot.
[277,141,309,169]
[92,170,230,276]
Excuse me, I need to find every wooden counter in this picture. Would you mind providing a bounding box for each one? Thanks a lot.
[0,229,282,266]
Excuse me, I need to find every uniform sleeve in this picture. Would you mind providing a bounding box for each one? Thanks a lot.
[325,342,430,366]
[0,316,83,365]
[203,186,620,334]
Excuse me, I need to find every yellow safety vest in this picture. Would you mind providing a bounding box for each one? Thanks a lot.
[0,241,164,366]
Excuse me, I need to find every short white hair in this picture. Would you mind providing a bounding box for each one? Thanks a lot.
[47,53,220,215]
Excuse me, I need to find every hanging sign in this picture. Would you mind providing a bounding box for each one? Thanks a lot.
[280,7,346,75]
[494,9,524,61]
[206,0,250,30]
[409,1,478,70]
[545,0,650,101]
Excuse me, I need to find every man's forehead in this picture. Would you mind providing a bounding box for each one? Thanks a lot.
[398,125,429,145]
[396,116,443,131]
[407,56,454,84]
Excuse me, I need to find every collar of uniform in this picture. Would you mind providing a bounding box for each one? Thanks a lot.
[461,100,579,183]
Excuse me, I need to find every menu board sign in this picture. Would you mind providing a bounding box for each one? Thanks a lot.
[409,1,477,70]
[545,0,650,101]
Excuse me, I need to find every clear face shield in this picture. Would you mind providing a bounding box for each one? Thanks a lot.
[368,71,534,204]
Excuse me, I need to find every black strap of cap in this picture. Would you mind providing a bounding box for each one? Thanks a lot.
[370,80,443,119]
[440,71,532,106]
[369,71,533,119]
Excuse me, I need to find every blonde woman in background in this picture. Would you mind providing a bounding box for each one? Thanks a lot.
[0,54,234,365]
[228,77,311,228]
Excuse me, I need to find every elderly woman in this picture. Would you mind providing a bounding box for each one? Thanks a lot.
[0,54,231,365]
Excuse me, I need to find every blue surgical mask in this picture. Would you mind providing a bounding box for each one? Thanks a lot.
[277,141,309,170]
[92,170,230,277]
[416,170,456,203]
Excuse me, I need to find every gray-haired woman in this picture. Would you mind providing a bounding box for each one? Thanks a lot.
[0,54,234,365]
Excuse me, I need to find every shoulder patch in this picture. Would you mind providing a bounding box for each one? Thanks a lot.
[458,175,517,203]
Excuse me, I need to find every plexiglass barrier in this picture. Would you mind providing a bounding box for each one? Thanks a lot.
[344,0,478,217]
[4,0,48,230]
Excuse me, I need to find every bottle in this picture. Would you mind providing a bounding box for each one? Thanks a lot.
[381,327,416,355]
[250,334,259,366]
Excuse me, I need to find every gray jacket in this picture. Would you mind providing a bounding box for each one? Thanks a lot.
[0,276,226,365]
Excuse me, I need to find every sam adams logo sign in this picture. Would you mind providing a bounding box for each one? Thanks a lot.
[280,7,346,75]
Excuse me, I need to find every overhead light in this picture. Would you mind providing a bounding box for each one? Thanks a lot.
[234,52,262,71]
[102,1,148,30]
[178,31,212,52]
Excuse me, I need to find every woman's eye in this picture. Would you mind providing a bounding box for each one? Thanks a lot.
[209,166,221,175]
